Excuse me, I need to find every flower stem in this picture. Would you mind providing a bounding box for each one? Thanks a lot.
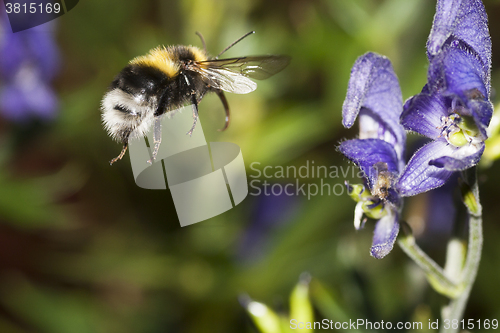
[398,223,461,298]
[441,169,483,333]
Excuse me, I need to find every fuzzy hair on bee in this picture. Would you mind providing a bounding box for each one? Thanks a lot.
[371,161,397,201]
[101,31,290,165]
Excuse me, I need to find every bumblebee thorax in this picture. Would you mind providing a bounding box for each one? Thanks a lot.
[130,45,208,78]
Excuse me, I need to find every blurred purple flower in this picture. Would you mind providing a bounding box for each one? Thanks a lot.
[422,174,458,240]
[405,138,458,243]
[339,52,406,259]
[398,0,492,196]
[0,14,60,122]
[238,188,301,262]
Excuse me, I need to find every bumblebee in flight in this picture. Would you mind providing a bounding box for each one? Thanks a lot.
[101,31,290,164]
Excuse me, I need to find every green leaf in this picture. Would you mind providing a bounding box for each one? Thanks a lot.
[243,298,282,333]
[289,274,313,326]
[310,280,352,323]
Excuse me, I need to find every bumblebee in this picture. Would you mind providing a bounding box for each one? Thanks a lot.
[371,162,397,201]
[101,31,290,165]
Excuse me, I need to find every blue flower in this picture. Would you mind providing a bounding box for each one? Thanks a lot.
[338,0,492,258]
[398,0,492,196]
[237,190,300,262]
[339,52,406,259]
[0,14,60,122]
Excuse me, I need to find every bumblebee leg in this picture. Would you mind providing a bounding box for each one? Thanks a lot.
[147,117,162,164]
[110,142,128,165]
[187,94,199,136]
[197,89,207,103]
[215,90,230,131]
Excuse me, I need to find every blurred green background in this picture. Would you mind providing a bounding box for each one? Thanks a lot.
[1,0,500,332]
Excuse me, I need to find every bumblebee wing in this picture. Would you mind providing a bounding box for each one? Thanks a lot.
[195,66,257,94]
[191,56,290,94]
[198,55,291,80]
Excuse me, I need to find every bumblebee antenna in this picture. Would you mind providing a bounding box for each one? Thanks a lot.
[216,31,255,59]
[195,31,207,54]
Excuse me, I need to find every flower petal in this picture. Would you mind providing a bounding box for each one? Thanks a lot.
[342,52,405,148]
[0,84,30,121]
[354,201,365,230]
[385,188,401,207]
[26,83,58,120]
[370,211,400,259]
[26,30,60,81]
[429,142,485,170]
[401,88,448,139]
[0,71,58,122]
[427,0,491,78]
[423,175,458,239]
[339,139,400,187]
[464,98,492,139]
[429,40,489,103]
[0,31,27,79]
[398,140,455,196]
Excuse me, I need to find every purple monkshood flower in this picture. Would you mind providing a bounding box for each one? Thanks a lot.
[339,52,407,259]
[0,14,60,122]
[398,0,492,196]
[237,190,300,262]
[338,0,492,258]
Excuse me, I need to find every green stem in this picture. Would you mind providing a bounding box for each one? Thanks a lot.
[398,224,461,298]
[441,169,483,333]
[398,167,483,333]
